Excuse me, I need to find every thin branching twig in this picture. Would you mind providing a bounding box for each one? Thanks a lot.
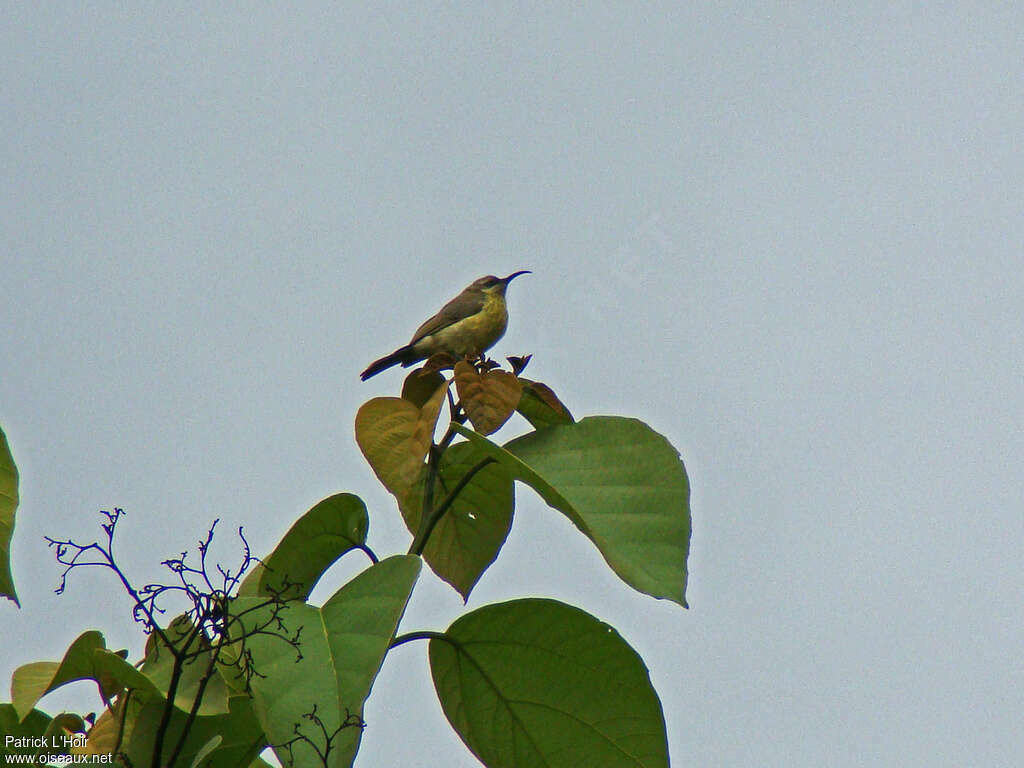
[47,510,305,768]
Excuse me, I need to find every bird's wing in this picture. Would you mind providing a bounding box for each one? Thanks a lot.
[409,289,485,344]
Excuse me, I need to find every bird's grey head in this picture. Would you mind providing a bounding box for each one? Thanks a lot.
[470,271,531,293]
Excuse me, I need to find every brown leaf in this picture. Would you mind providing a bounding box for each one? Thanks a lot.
[401,368,447,408]
[421,353,460,374]
[507,355,533,375]
[516,379,574,429]
[454,361,522,436]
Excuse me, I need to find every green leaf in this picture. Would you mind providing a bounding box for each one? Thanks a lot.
[73,695,139,757]
[0,706,83,762]
[430,598,669,768]
[0,705,54,758]
[454,416,691,607]
[126,693,264,768]
[190,735,223,768]
[516,380,574,430]
[11,631,109,721]
[238,493,370,601]
[238,555,421,768]
[402,441,514,600]
[91,648,163,700]
[34,715,85,761]
[0,426,20,606]
[141,615,231,716]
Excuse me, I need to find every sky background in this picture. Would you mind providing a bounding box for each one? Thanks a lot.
[2,3,1022,766]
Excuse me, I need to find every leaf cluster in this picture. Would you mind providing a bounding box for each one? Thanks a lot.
[0,354,692,767]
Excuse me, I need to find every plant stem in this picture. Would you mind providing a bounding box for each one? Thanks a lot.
[409,427,447,555]
[355,542,379,564]
[410,457,495,556]
[409,401,471,554]
[112,689,132,758]
[166,641,223,768]
[389,630,451,649]
[151,648,185,768]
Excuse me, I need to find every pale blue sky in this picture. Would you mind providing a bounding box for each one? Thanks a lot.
[3,4,1022,766]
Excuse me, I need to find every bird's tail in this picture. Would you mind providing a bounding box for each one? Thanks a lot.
[360,345,421,380]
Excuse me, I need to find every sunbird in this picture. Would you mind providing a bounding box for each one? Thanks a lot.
[360,271,530,380]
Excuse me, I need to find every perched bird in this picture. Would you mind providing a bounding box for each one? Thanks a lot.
[360,271,530,380]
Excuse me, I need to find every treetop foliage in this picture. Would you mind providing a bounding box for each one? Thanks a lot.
[0,353,692,767]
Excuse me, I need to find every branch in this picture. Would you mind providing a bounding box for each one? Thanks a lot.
[151,646,187,768]
[46,508,179,655]
[111,689,132,758]
[165,639,224,768]
[46,511,305,765]
[273,703,365,767]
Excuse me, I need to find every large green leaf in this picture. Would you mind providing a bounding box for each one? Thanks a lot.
[125,693,264,768]
[430,598,669,768]
[238,493,370,601]
[238,555,421,768]
[402,441,514,600]
[453,416,691,607]
[0,426,19,606]
[10,631,136,721]
[141,615,231,716]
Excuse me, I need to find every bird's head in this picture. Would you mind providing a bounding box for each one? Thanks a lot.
[471,270,531,295]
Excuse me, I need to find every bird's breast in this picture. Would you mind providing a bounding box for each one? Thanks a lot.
[419,295,508,358]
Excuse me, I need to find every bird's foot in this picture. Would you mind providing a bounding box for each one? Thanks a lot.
[473,354,501,373]
[422,353,460,374]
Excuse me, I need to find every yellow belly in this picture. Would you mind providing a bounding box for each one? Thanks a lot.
[415,296,508,358]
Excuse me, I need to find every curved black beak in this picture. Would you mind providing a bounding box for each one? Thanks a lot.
[501,270,531,284]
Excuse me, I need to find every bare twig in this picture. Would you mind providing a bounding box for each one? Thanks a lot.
[47,510,305,767]
[273,703,365,768]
